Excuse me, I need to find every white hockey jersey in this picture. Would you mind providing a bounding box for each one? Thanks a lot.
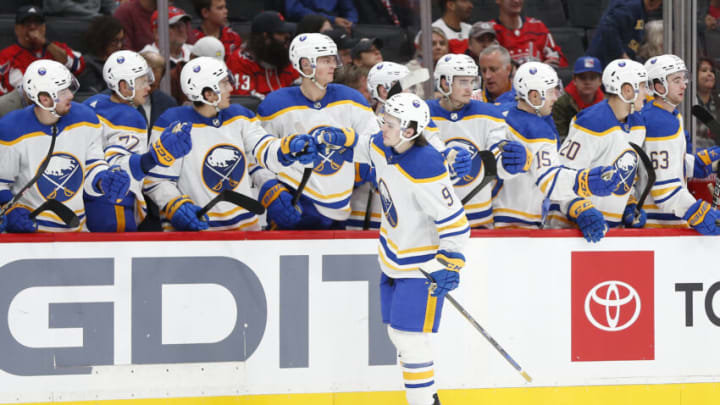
[353,132,470,279]
[493,107,586,229]
[640,101,696,228]
[144,104,286,231]
[548,100,646,227]
[256,83,379,221]
[428,99,510,228]
[0,103,109,231]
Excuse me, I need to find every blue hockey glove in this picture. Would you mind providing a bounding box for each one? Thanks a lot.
[693,147,720,178]
[500,140,531,175]
[622,202,647,228]
[96,166,131,203]
[313,126,357,149]
[575,166,621,197]
[260,180,301,229]
[568,198,607,243]
[164,196,209,231]
[278,133,319,166]
[443,147,472,179]
[5,206,37,233]
[150,121,193,167]
[683,199,720,235]
[426,250,464,297]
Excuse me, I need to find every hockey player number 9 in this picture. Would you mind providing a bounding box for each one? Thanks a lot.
[442,186,454,206]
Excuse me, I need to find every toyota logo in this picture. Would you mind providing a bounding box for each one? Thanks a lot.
[584,280,641,332]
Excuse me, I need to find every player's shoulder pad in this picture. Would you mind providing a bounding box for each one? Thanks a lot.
[222,103,256,121]
[505,107,555,142]
[88,95,146,130]
[572,100,621,134]
[82,93,110,109]
[465,99,505,120]
[0,106,38,142]
[326,83,371,108]
[256,86,304,118]
[65,102,100,125]
[397,144,447,182]
[153,105,195,130]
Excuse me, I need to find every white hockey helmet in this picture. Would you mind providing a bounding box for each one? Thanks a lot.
[513,61,559,112]
[181,56,233,108]
[602,59,648,104]
[434,53,479,97]
[383,93,430,144]
[103,50,155,102]
[644,54,687,98]
[367,62,410,103]
[23,59,79,116]
[289,33,341,82]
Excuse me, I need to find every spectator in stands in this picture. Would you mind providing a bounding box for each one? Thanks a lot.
[285,0,358,33]
[226,11,298,99]
[586,0,663,67]
[472,45,515,103]
[139,51,177,130]
[326,28,359,66]
[351,38,383,69]
[432,0,473,54]
[407,27,449,99]
[140,6,193,67]
[296,14,333,35]
[79,16,125,93]
[43,0,117,17]
[704,0,720,31]
[696,57,720,149]
[492,0,568,68]
[636,20,663,63]
[467,21,498,62]
[552,56,604,143]
[354,0,410,27]
[191,0,242,59]
[114,0,156,52]
[334,64,370,103]
[0,6,86,95]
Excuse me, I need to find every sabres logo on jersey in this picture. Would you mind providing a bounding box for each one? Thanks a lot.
[202,144,246,193]
[378,179,398,227]
[36,153,83,202]
[310,127,345,176]
[612,149,638,196]
[445,138,481,186]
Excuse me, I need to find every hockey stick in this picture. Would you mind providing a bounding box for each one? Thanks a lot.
[0,125,58,222]
[691,105,720,144]
[29,199,80,227]
[292,122,315,208]
[362,188,374,230]
[461,150,497,205]
[418,269,532,383]
[628,142,656,222]
[196,189,265,218]
[387,68,430,98]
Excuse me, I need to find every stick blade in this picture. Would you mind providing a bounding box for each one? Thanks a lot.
[31,199,79,227]
[221,189,265,215]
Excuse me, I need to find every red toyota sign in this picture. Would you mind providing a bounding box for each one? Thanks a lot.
[571,251,654,362]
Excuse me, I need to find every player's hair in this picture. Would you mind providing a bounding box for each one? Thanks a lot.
[192,0,213,18]
[192,87,215,108]
[479,45,511,67]
[333,64,369,88]
[85,15,124,58]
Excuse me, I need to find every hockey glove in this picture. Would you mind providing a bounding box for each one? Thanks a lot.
[622,203,647,228]
[260,180,301,229]
[693,147,720,178]
[96,166,131,203]
[574,166,621,197]
[442,146,472,179]
[500,141,531,175]
[568,198,607,243]
[314,126,357,150]
[149,121,193,167]
[683,199,720,235]
[164,196,209,231]
[278,133,319,166]
[5,206,37,233]
[426,250,464,297]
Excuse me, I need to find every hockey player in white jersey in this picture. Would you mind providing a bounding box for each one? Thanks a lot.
[84,50,194,232]
[428,53,532,228]
[321,92,469,405]
[639,54,720,233]
[144,57,318,231]
[548,59,649,228]
[493,61,621,241]
[0,59,130,232]
[255,33,380,230]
